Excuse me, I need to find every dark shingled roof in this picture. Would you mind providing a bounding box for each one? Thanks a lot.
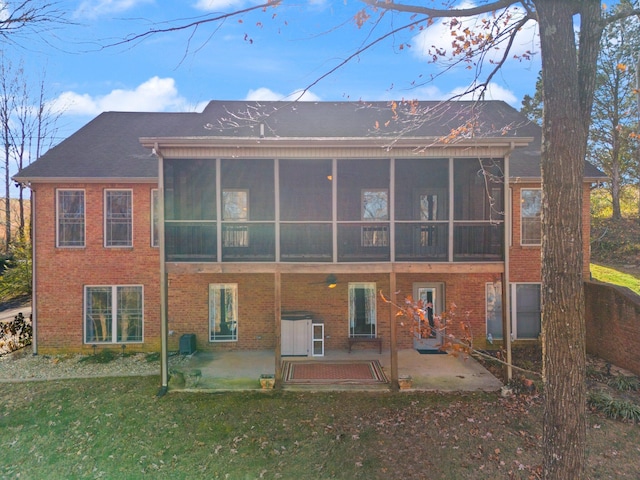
[15,100,605,182]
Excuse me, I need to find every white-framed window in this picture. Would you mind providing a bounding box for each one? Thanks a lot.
[512,283,541,339]
[485,282,541,340]
[57,189,85,247]
[362,189,388,247]
[105,189,133,247]
[222,189,249,247]
[209,283,238,342]
[348,282,377,337]
[486,281,503,339]
[84,285,143,343]
[151,189,159,248]
[521,189,542,245]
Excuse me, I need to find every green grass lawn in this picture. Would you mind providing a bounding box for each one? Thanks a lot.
[1,376,639,479]
[590,263,640,295]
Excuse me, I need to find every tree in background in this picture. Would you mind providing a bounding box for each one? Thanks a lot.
[0,57,58,250]
[521,71,543,125]
[589,2,640,220]
[0,1,68,47]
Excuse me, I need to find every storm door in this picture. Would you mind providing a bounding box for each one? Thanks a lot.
[412,283,445,351]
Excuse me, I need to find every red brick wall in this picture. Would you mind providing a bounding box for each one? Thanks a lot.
[585,281,640,376]
[31,179,594,355]
[32,182,160,353]
[509,183,592,282]
[165,272,497,352]
[166,273,393,352]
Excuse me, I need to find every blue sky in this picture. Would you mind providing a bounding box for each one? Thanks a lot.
[13,0,542,142]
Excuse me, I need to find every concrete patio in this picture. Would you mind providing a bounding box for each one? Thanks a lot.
[167,348,503,392]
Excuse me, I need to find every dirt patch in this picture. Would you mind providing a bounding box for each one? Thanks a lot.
[476,344,640,415]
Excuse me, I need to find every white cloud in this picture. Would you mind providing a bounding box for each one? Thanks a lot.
[406,81,517,106]
[245,87,321,102]
[194,0,328,12]
[50,77,195,116]
[193,0,247,11]
[411,3,538,65]
[74,0,153,19]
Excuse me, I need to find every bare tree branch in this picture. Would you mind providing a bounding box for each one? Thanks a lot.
[362,0,522,18]
[0,1,69,47]
[105,0,281,48]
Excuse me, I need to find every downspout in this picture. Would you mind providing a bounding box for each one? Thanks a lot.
[636,51,640,215]
[30,186,37,355]
[503,145,513,382]
[155,145,169,397]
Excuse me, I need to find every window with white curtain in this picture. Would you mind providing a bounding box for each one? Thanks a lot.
[348,282,376,337]
[209,284,238,341]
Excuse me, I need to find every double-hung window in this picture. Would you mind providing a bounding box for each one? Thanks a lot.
[57,189,85,247]
[105,189,133,247]
[521,189,542,245]
[209,284,238,341]
[85,285,143,343]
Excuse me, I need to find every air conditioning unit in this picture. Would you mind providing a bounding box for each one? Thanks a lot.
[179,333,196,355]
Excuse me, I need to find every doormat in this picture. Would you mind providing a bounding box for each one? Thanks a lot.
[417,349,447,355]
[281,360,388,384]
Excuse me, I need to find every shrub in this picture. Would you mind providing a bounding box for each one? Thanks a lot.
[0,242,32,302]
[588,391,640,423]
[608,374,640,392]
[0,312,32,356]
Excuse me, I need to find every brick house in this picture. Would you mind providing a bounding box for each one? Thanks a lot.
[15,100,604,386]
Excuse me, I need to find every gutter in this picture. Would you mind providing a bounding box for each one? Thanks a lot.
[30,186,37,356]
[154,144,170,396]
[140,136,534,154]
[503,144,514,382]
[11,177,158,184]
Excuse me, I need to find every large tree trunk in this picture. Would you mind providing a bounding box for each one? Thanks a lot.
[536,0,603,478]
[535,0,599,478]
